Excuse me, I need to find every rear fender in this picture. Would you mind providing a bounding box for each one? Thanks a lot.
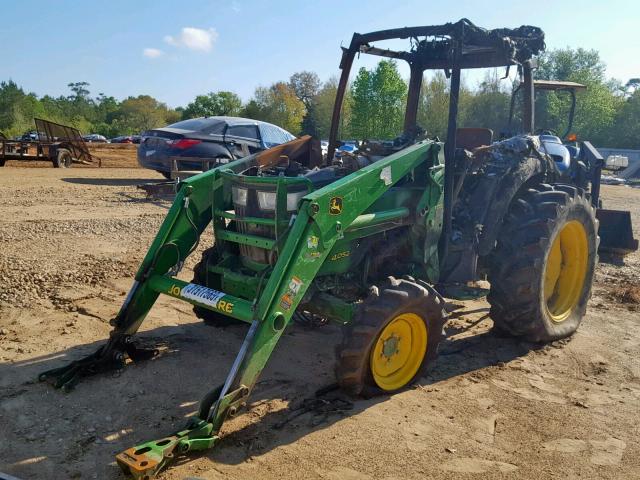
[475,156,550,256]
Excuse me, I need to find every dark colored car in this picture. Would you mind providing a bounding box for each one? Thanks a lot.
[110,135,134,144]
[137,116,296,177]
[83,134,108,143]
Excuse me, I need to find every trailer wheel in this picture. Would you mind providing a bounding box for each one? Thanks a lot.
[335,277,446,397]
[53,148,72,168]
[488,184,598,342]
[192,246,240,327]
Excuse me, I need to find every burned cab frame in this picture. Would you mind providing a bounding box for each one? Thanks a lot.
[329,19,545,153]
[328,18,636,275]
[328,19,548,278]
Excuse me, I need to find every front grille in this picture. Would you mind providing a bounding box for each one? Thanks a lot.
[231,183,306,267]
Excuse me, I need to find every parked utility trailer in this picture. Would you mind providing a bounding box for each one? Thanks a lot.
[0,118,95,168]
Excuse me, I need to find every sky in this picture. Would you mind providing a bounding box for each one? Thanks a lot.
[1,0,638,108]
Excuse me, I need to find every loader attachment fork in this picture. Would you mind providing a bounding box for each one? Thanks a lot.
[38,334,157,391]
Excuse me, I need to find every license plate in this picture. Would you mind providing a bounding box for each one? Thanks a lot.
[180,283,225,308]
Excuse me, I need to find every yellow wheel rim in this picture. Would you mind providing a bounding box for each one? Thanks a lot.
[370,312,428,391]
[543,220,589,323]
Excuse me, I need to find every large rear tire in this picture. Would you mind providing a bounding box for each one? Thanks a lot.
[488,184,598,342]
[335,277,446,397]
[192,247,239,327]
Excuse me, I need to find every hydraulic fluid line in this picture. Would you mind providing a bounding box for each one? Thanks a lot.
[206,319,260,423]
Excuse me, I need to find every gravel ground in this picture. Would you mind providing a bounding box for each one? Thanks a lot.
[0,166,639,480]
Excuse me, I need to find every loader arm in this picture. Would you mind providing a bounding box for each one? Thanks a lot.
[40,135,440,478]
[118,153,275,332]
[112,140,440,478]
[38,153,259,391]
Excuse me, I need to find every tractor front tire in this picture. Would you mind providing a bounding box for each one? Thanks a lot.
[336,277,446,397]
[192,246,239,327]
[488,184,598,342]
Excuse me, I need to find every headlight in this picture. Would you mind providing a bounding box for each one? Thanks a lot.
[257,190,307,211]
[257,191,277,211]
[232,187,248,206]
[286,190,306,211]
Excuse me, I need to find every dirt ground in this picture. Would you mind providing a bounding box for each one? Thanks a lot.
[0,164,639,480]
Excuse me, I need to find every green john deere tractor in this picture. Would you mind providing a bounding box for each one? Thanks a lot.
[40,19,636,479]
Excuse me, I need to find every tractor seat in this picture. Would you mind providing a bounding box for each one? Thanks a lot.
[456,128,493,150]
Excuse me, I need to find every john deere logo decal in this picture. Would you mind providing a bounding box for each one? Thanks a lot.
[329,197,343,215]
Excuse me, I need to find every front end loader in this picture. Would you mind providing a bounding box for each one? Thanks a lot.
[40,19,636,479]
[44,134,448,478]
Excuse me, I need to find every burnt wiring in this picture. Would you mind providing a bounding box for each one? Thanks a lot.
[273,383,353,430]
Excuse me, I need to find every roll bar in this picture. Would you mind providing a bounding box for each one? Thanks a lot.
[327,19,545,261]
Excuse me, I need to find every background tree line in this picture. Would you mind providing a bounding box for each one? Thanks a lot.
[1,47,639,148]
